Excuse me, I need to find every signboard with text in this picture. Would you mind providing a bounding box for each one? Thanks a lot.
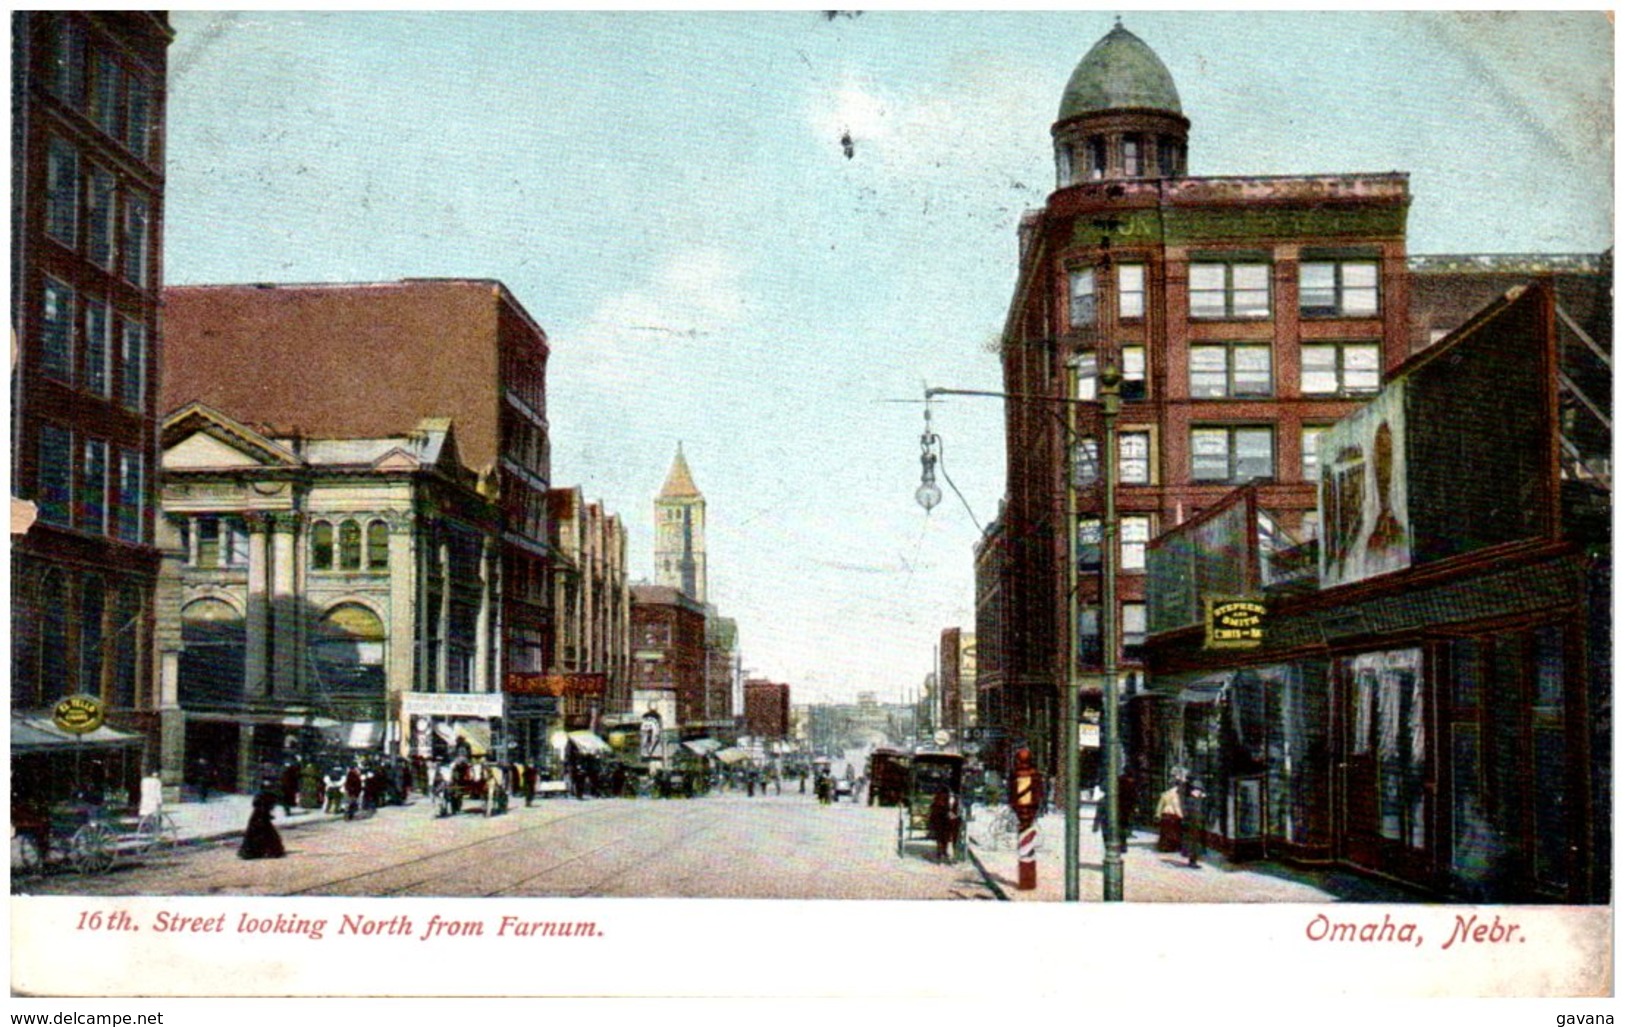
[1205,597,1266,650]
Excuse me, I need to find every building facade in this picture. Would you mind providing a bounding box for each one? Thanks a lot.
[157,405,502,792]
[1142,281,1610,902]
[990,22,1411,783]
[548,486,631,724]
[628,584,707,728]
[11,12,172,794]
[161,280,554,727]
[653,444,706,604]
[743,679,791,741]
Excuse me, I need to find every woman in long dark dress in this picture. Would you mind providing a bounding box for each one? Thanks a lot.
[239,789,286,860]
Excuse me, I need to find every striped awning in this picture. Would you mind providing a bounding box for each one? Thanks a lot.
[714,747,752,766]
[566,731,610,755]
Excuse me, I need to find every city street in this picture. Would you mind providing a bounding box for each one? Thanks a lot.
[16,790,997,901]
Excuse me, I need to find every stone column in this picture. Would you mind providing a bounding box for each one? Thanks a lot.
[385,511,416,698]
[244,512,271,697]
[437,535,452,691]
[269,511,300,698]
[474,535,492,692]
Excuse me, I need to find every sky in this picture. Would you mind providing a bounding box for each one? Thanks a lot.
[161,10,1614,706]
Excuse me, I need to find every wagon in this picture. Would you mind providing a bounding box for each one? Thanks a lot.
[11,801,180,881]
[432,760,509,817]
[895,751,965,860]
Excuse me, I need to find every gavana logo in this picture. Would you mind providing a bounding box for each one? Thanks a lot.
[51,693,105,734]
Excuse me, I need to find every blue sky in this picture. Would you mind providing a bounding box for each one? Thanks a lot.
[163,10,1613,705]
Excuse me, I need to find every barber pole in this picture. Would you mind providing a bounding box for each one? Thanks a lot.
[1017,822,1039,890]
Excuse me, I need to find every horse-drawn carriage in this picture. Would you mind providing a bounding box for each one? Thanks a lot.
[895,750,966,860]
[432,759,509,817]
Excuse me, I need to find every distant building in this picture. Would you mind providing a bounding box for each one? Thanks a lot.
[156,405,501,791]
[549,486,631,727]
[653,444,706,604]
[743,679,790,740]
[12,12,173,800]
[700,612,738,733]
[629,584,706,727]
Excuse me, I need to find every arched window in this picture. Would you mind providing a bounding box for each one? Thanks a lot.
[339,520,362,570]
[180,598,245,703]
[366,520,389,570]
[311,520,334,570]
[312,603,386,697]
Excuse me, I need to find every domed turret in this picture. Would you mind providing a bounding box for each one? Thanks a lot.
[1053,21,1190,188]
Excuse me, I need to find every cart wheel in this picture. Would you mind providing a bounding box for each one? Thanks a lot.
[135,813,178,858]
[11,830,44,879]
[69,822,116,875]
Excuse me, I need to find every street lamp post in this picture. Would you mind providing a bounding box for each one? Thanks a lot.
[916,379,1124,903]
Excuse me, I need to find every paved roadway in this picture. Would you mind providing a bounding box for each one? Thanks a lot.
[19,789,997,900]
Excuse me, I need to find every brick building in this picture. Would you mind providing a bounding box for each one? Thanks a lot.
[549,486,631,722]
[628,584,707,728]
[990,22,1412,781]
[743,679,790,741]
[11,13,172,798]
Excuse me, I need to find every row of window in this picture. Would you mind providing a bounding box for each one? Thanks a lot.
[40,278,147,407]
[1077,602,1149,663]
[1074,340,1379,401]
[42,16,158,166]
[35,424,145,543]
[1073,423,1333,487]
[14,568,145,710]
[177,516,395,572]
[1069,258,1380,326]
[45,136,153,286]
[1057,134,1187,185]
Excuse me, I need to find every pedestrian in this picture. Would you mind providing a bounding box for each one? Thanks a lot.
[363,762,386,812]
[193,757,214,804]
[927,787,962,862]
[238,788,286,860]
[1117,770,1138,854]
[323,766,345,815]
[397,759,413,805]
[1181,777,1207,868]
[278,759,300,817]
[1155,779,1184,853]
[519,762,536,807]
[343,764,363,820]
[299,761,323,810]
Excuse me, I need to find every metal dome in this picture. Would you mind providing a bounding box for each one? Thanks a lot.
[1057,23,1182,121]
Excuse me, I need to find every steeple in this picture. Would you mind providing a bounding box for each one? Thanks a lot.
[654,443,707,603]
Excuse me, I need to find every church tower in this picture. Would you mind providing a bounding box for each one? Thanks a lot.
[654,444,706,603]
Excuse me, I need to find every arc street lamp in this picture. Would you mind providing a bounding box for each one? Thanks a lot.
[916,410,943,512]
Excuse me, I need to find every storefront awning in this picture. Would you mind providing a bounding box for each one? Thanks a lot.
[681,738,722,755]
[566,731,610,755]
[714,747,752,765]
[325,721,383,749]
[1177,673,1233,705]
[11,715,143,754]
[457,721,492,757]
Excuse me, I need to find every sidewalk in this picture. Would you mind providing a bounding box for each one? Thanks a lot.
[158,792,422,845]
[965,803,1426,903]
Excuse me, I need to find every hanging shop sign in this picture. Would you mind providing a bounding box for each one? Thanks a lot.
[52,694,106,735]
[1205,597,1266,650]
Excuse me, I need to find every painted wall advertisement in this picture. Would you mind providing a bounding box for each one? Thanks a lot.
[1318,383,1411,589]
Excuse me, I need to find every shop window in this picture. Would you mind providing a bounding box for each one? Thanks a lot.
[1302,342,1380,396]
[1191,426,1274,483]
[1118,265,1145,319]
[1189,262,1271,320]
[1300,260,1379,317]
[1069,268,1097,328]
[1119,431,1151,484]
[1190,342,1272,398]
[312,603,386,696]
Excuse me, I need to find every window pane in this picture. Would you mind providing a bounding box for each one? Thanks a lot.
[312,522,334,569]
[1118,265,1145,319]
[115,450,142,542]
[1300,262,1336,312]
[1189,264,1226,292]
[1121,346,1146,400]
[1301,427,1325,478]
[46,138,78,245]
[92,52,122,137]
[42,280,74,382]
[1077,518,1101,570]
[1121,516,1150,571]
[1070,269,1097,327]
[1122,603,1148,643]
[1189,346,1228,397]
[1234,288,1272,319]
[87,166,116,267]
[1233,264,1270,292]
[119,319,145,410]
[1072,439,1099,488]
[38,425,73,526]
[1119,432,1150,484]
[367,521,390,569]
[1342,262,1378,288]
[47,19,86,108]
[1344,344,1381,391]
[84,300,110,395]
[340,520,362,570]
[125,75,152,159]
[1234,345,1272,395]
[80,439,108,534]
[1301,346,1338,393]
[197,518,220,567]
[1074,352,1097,401]
[122,194,149,286]
[1191,429,1230,480]
[1235,428,1274,480]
